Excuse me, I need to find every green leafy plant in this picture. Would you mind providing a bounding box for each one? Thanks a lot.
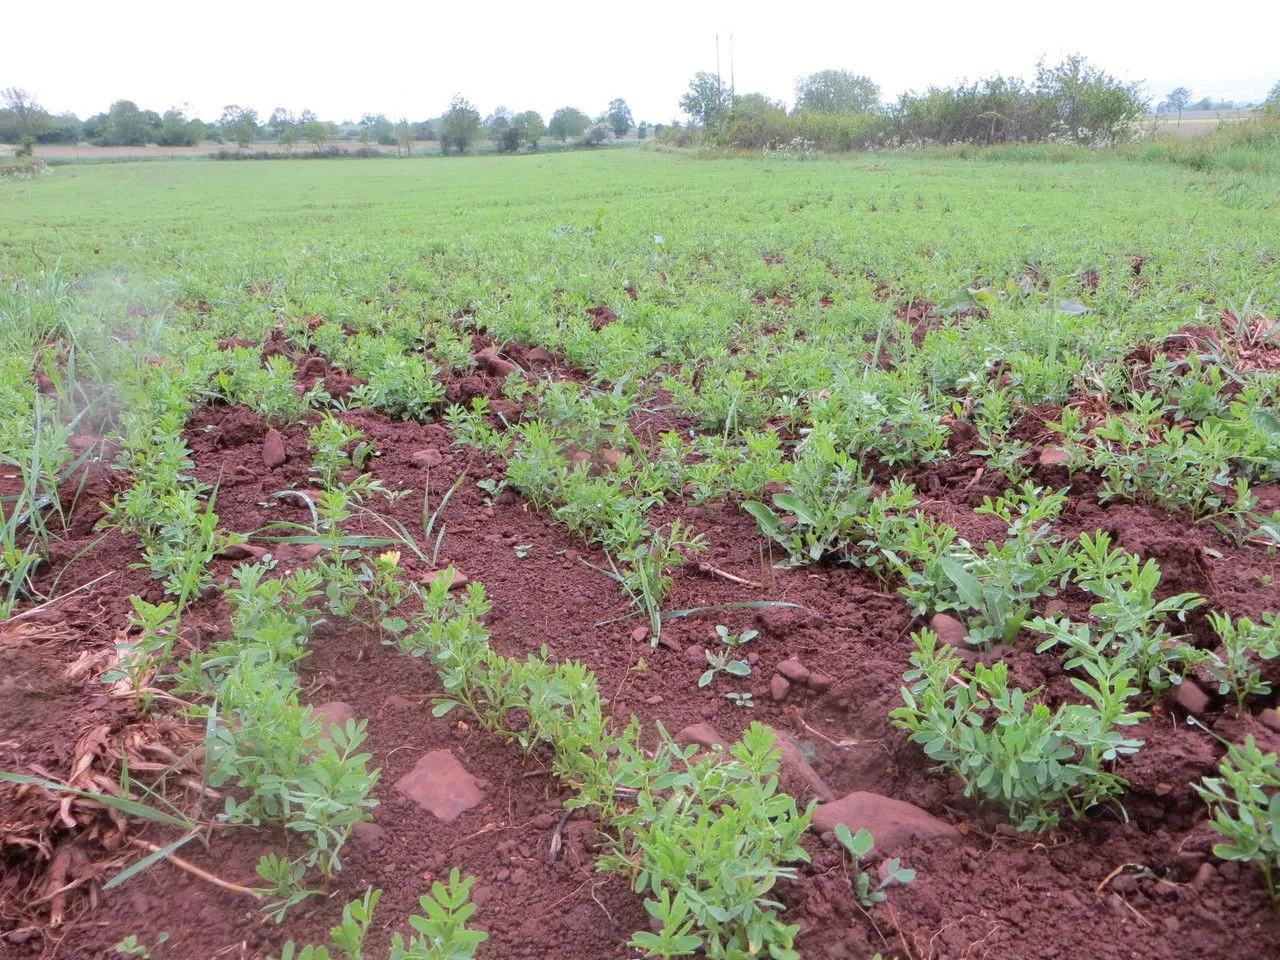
[1204,612,1280,709]
[389,869,488,960]
[1036,532,1205,693]
[114,933,170,958]
[699,624,757,687]
[1195,736,1280,902]
[833,824,915,907]
[892,629,1146,830]
[309,413,373,489]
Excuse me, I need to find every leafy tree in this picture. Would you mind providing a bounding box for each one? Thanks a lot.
[794,70,881,114]
[1264,80,1280,113]
[512,110,545,150]
[439,95,481,154]
[548,106,590,142]
[1195,96,1213,111]
[680,72,732,128]
[220,105,259,149]
[0,87,50,142]
[485,106,521,152]
[411,119,436,140]
[1165,86,1191,124]
[722,93,793,147]
[582,121,613,146]
[637,121,648,140]
[102,100,152,146]
[270,108,297,151]
[359,113,396,145]
[1032,55,1146,144]
[155,107,202,147]
[38,112,83,144]
[299,110,335,149]
[606,98,633,137]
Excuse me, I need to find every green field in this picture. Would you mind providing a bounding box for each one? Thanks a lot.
[2,150,1280,959]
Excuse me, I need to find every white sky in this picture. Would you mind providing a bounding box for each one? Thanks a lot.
[7,0,1278,123]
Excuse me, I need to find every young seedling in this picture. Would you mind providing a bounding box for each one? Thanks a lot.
[699,625,756,688]
[114,933,170,958]
[833,824,915,907]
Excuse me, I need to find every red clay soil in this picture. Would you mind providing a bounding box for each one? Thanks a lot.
[4,357,1280,959]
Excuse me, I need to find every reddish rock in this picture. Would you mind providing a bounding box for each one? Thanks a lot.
[930,613,969,648]
[421,568,469,590]
[776,657,810,685]
[218,543,269,561]
[394,750,485,821]
[1039,447,1069,467]
[770,675,792,702]
[295,543,324,561]
[1261,709,1280,734]
[1170,680,1210,716]
[300,356,328,378]
[675,723,725,750]
[597,448,624,469]
[411,448,444,468]
[630,626,650,644]
[262,428,287,468]
[807,672,834,693]
[309,701,356,739]
[811,791,960,853]
[473,348,517,378]
[683,644,707,664]
[525,347,554,365]
[765,726,835,803]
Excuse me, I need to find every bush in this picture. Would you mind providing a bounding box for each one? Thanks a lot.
[581,121,613,146]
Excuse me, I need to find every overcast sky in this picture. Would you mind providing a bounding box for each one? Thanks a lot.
[7,0,1278,123]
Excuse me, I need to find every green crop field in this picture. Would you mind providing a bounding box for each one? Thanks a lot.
[2,149,1279,959]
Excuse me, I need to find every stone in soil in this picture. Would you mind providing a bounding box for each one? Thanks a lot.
[1260,708,1280,733]
[473,347,517,378]
[630,626,650,644]
[811,791,960,853]
[675,723,726,750]
[683,644,707,664]
[765,726,835,803]
[421,568,469,590]
[770,674,791,702]
[776,657,810,684]
[1039,446,1069,467]
[309,701,356,739]
[1169,680,1210,716]
[806,671,833,693]
[394,749,485,821]
[930,613,968,648]
[262,428,286,468]
[410,448,444,468]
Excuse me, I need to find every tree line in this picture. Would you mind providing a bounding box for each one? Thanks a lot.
[0,88,645,154]
[674,59,1280,152]
[5,63,1279,156]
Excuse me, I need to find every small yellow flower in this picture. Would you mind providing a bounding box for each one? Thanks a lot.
[379,550,402,569]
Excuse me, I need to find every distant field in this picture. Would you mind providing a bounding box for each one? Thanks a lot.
[2,150,1279,960]
[1145,106,1259,136]
[3,139,423,160]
